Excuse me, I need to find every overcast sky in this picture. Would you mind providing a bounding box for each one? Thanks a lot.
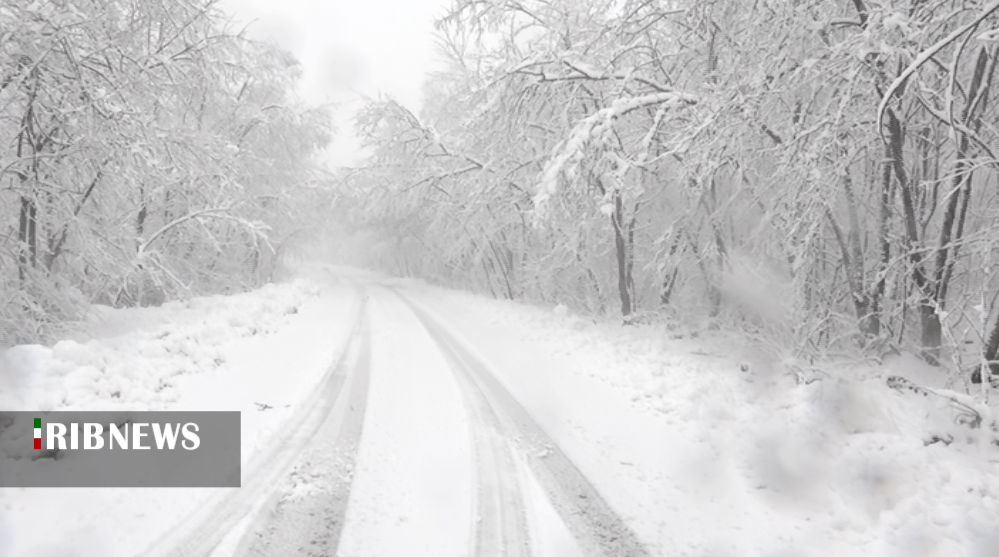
[220,0,452,167]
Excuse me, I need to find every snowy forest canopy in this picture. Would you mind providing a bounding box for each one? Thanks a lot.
[336,0,999,380]
[0,0,332,343]
[4,0,999,384]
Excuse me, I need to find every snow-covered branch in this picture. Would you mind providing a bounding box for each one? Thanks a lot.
[536,91,697,207]
[876,0,999,141]
[137,207,267,258]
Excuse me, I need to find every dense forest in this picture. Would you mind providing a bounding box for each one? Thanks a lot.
[0,0,331,343]
[6,0,999,389]
[335,0,999,387]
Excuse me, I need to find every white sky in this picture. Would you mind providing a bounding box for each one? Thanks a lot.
[220,0,453,167]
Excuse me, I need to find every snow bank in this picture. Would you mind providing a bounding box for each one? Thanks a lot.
[0,277,359,557]
[0,280,321,415]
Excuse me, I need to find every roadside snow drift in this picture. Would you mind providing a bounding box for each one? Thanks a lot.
[406,283,999,556]
[0,277,360,557]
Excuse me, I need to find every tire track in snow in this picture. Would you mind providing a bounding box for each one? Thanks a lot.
[232,302,373,556]
[420,306,533,557]
[138,286,369,557]
[395,291,653,557]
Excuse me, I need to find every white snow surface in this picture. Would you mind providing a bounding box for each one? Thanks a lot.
[0,275,360,557]
[336,292,474,557]
[404,282,999,556]
[1,267,998,556]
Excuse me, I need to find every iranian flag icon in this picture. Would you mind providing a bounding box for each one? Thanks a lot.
[34,418,41,450]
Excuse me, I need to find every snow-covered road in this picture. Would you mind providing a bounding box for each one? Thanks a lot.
[188,276,649,557]
[4,266,999,557]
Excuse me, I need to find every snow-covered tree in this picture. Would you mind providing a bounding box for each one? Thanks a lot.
[0,0,331,343]
[342,0,999,387]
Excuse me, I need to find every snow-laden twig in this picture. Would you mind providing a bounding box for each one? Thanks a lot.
[561,59,673,93]
[886,376,988,429]
[136,206,268,258]
[876,0,999,142]
[535,91,697,209]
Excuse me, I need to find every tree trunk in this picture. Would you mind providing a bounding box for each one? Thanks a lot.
[659,232,682,306]
[612,193,633,318]
[18,195,38,282]
[972,303,999,385]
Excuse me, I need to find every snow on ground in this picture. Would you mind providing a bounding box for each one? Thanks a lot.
[336,291,473,557]
[516,453,584,557]
[2,266,998,556]
[0,276,360,557]
[405,281,999,556]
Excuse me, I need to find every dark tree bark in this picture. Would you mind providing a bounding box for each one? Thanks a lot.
[611,192,633,318]
[972,306,999,385]
[659,232,683,307]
